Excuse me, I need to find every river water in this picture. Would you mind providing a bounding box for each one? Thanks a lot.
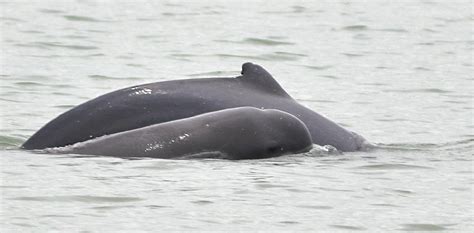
[1,0,473,232]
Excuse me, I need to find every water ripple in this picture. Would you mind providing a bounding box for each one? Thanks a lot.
[375,28,408,33]
[63,15,105,22]
[303,65,333,71]
[88,75,144,80]
[353,164,433,170]
[384,88,452,94]
[0,97,24,103]
[192,200,213,205]
[39,9,64,14]
[342,52,365,58]
[91,205,135,210]
[0,135,24,149]
[0,17,24,22]
[216,52,304,61]
[399,223,452,231]
[330,224,367,231]
[296,205,333,210]
[40,214,74,218]
[15,42,98,51]
[320,75,339,79]
[377,138,474,151]
[216,37,294,46]
[20,30,44,34]
[136,35,162,39]
[341,25,369,31]
[14,81,46,87]
[260,5,307,15]
[10,195,143,203]
[255,183,290,189]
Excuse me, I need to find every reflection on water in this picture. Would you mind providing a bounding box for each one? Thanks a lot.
[1,0,473,232]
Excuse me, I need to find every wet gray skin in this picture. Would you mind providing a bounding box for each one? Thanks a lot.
[23,62,367,152]
[48,107,313,160]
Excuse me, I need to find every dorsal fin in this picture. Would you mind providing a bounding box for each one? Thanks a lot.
[238,62,290,97]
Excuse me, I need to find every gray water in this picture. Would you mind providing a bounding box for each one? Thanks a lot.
[1,0,473,232]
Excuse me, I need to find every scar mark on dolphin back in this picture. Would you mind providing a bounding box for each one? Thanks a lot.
[129,87,152,96]
[144,134,191,152]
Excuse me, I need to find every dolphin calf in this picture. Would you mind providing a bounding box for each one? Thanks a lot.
[22,62,367,152]
[46,107,313,160]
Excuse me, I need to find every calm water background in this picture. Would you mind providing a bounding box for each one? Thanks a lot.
[1,0,473,232]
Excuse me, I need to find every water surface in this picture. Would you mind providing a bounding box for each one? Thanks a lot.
[1,0,473,232]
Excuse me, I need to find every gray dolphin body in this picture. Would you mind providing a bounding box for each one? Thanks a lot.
[48,107,313,160]
[22,62,367,152]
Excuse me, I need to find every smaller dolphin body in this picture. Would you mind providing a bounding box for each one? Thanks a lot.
[48,107,313,160]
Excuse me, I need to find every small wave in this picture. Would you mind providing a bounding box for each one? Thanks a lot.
[52,91,74,96]
[303,65,333,71]
[40,214,74,218]
[82,53,106,58]
[14,81,46,87]
[353,163,433,170]
[260,6,307,15]
[341,53,365,58]
[15,42,98,51]
[341,25,369,31]
[91,205,135,210]
[274,51,306,57]
[399,223,453,231]
[10,195,143,203]
[297,205,333,210]
[342,25,408,33]
[117,55,134,60]
[168,53,198,58]
[375,28,408,33]
[374,118,410,122]
[20,30,44,34]
[136,18,157,22]
[330,224,367,231]
[242,38,294,46]
[88,75,144,80]
[63,15,106,22]
[216,54,266,61]
[39,9,64,14]
[384,88,452,94]
[261,51,306,61]
[0,135,25,149]
[62,35,90,39]
[136,35,161,39]
[0,17,24,22]
[304,145,342,157]
[376,66,393,70]
[0,97,23,103]
[126,63,145,67]
[216,52,303,61]
[86,29,110,34]
[374,138,474,151]
[162,12,200,17]
[414,66,432,71]
[320,75,339,79]
[167,53,197,61]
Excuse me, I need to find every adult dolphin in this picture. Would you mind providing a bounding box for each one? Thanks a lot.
[45,107,313,160]
[22,62,367,151]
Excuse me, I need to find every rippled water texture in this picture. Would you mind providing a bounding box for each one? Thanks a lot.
[1,1,473,232]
